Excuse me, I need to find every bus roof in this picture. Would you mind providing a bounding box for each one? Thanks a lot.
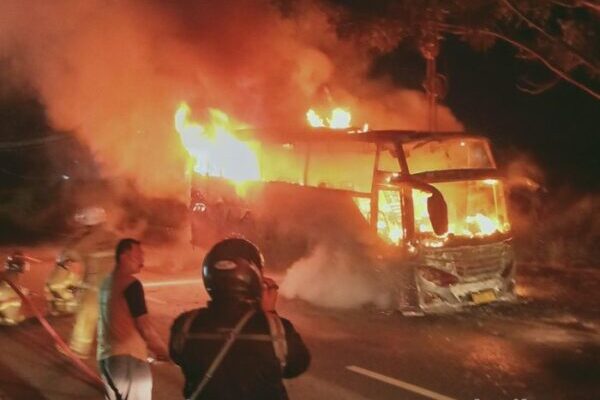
[238,128,488,145]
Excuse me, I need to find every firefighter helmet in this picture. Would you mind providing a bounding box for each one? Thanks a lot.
[4,251,27,273]
[202,238,264,302]
[74,206,107,226]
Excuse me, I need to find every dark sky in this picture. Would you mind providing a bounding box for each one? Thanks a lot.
[373,36,600,192]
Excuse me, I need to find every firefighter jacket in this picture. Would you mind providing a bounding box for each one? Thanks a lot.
[169,300,310,400]
[62,225,118,356]
[61,226,117,288]
[46,264,81,297]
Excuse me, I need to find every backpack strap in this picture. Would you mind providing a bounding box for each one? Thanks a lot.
[185,332,272,341]
[187,308,255,400]
[265,311,288,369]
[173,309,200,355]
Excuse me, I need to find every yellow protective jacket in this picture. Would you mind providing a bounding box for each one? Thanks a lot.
[61,226,118,288]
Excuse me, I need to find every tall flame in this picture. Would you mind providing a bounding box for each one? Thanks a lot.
[177,103,507,245]
[174,102,260,192]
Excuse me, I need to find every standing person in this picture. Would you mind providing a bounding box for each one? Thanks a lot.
[60,206,118,357]
[97,238,169,400]
[46,253,82,316]
[169,238,310,400]
[0,251,29,325]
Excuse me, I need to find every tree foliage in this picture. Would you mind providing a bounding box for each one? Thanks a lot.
[321,0,600,99]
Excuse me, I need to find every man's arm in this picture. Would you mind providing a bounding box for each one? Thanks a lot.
[168,313,188,365]
[134,314,170,361]
[260,276,310,377]
[124,280,170,361]
[281,318,310,378]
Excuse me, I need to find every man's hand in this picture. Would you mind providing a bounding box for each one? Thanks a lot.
[153,352,171,363]
[135,314,170,363]
[261,276,279,312]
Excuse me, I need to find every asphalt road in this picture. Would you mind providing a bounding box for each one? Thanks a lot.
[0,248,599,400]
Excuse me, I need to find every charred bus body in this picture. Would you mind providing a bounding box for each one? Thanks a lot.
[189,129,516,313]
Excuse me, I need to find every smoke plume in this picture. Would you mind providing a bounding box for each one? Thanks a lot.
[503,153,600,269]
[280,244,392,309]
[0,0,462,199]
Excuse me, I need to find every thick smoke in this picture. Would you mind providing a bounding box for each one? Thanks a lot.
[280,244,392,309]
[504,154,600,269]
[0,1,465,275]
[0,0,462,199]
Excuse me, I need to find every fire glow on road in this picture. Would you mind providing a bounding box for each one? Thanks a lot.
[346,365,457,400]
[143,278,203,288]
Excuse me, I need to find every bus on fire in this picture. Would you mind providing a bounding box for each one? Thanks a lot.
[187,128,516,314]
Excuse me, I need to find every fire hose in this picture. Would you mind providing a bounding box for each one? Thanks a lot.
[0,276,106,394]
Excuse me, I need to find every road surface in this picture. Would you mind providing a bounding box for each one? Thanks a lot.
[0,247,598,399]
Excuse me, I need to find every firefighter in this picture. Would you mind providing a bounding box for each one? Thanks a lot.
[45,253,82,316]
[169,238,310,399]
[0,251,29,325]
[60,206,118,358]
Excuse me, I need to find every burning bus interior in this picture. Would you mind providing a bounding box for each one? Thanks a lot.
[173,99,520,313]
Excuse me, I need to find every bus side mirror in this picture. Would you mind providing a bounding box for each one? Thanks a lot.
[391,176,449,235]
[427,193,448,236]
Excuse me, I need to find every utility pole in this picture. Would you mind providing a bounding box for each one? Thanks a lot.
[419,6,446,132]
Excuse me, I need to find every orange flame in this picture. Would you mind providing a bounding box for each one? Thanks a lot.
[328,108,351,128]
[306,109,325,127]
[466,213,501,236]
[174,102,260,192]
[306,107,356,130]
[413,186,509,244]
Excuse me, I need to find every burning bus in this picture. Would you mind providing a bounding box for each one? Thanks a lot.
[176,104,516,314]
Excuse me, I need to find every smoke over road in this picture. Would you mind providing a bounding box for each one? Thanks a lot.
[280,245,392,310]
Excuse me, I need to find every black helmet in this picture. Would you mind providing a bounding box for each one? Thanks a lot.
[202,238,264,302]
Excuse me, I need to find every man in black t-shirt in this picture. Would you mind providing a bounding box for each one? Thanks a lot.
[97,239,169,400]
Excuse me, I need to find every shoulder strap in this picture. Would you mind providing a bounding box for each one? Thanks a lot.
[180,311,289,370]
[173,309,200,355]
[187,308,255,400]
[264,312,288,369]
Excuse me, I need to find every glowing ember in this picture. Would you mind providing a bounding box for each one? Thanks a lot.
[174,102,260,191]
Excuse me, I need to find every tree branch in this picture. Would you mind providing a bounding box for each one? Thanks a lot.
[580,1,600,13]
[439,23,600,100]
[501,0,600,74]
[550,0,600,12]
[550,0,579,8]
[517,76,561,94]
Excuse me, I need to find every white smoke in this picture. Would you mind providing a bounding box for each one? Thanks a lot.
[280,245,392,310]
